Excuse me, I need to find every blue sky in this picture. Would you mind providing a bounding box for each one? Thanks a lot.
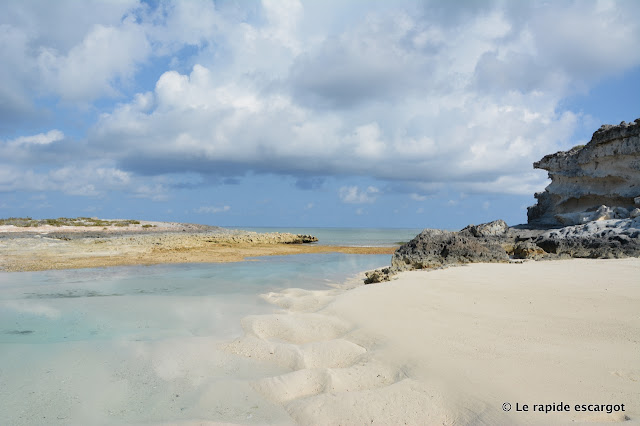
[1,0,639,229]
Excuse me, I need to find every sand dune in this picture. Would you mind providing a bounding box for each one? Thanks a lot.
[225,258,640,425]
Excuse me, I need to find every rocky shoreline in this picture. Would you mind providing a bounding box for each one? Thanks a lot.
[0,223,400,272]
[366,118,640,284]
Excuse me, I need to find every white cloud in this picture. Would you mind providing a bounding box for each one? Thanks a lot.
[0,1,147,105]
[37,21,150,101]
[86,0,637,196]
[462,172,550,196]
[2,1,640,200]
[7,130,64,146]
[0,162,131,196]
[194,205,231,214]
[339,186,380,204]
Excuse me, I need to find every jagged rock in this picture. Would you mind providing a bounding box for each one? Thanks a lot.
[364,268,392,284]
[534,218,640,258]
[528,118,640,226]
[614,206,630,218]
[460,219,509,237]
[512,241,546,259]
[391,228,509,272]
[631,208,640,219]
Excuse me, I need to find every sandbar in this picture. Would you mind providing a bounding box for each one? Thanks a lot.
[0,222,394,272]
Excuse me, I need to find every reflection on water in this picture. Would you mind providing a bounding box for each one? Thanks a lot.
[0,253,389,425]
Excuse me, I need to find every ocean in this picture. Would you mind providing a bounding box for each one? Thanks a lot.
[0,228,416,424]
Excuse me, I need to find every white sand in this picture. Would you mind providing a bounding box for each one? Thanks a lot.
[226,259,640,425]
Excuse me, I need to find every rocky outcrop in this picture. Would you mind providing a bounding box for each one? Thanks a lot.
[391,227,510,272]
[533,218,640,259]
[364,217,640,284]
[364,220,512,284]
[364,118,639,284]
[528,119,640,226]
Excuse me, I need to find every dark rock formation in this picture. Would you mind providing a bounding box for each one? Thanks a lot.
[364,267,393,284]
[364,217,640,283]
[364,221,513,283]
[390,227,510,272]
[528,119,640,226]
[512,241,546,260]
[460,219,509,238]
[285,234,319,244]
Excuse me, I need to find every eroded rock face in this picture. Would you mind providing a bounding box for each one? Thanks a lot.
[460,219,509,237]
[534,218,640,258]
[390,227,509,272]
[528,119,640,226]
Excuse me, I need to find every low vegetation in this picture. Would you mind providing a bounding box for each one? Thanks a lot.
[0,217,142,228]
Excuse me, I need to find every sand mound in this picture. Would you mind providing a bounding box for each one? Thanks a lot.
[240,313,351,344]
[261,288,339,312]
[253,357,406,404]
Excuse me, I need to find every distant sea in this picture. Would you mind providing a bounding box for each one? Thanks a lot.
[0,227,420,424]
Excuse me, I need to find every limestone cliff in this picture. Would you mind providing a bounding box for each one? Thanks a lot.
[528,118,640,226]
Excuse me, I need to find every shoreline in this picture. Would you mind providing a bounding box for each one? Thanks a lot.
[224,258,640,424]
[2,223,638,423]
[0,223,396,272]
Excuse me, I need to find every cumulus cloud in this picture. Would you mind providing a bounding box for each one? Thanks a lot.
[85,0,640,198]
[37,20,151,101]
[339,186,380,204]
[0,158,135,197]
[2,0,640,200]
[0,0,229,105]
[0,0,146,106]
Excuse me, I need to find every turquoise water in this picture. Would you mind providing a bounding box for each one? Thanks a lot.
[229,226,423,246]
[0,253,392,424]
[0,227,424,424]
[0,253,390,345]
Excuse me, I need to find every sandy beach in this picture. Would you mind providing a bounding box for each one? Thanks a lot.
[2,221,638,424]
[226,258,640,425]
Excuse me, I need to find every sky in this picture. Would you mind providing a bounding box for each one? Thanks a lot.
[1,0,639,229]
